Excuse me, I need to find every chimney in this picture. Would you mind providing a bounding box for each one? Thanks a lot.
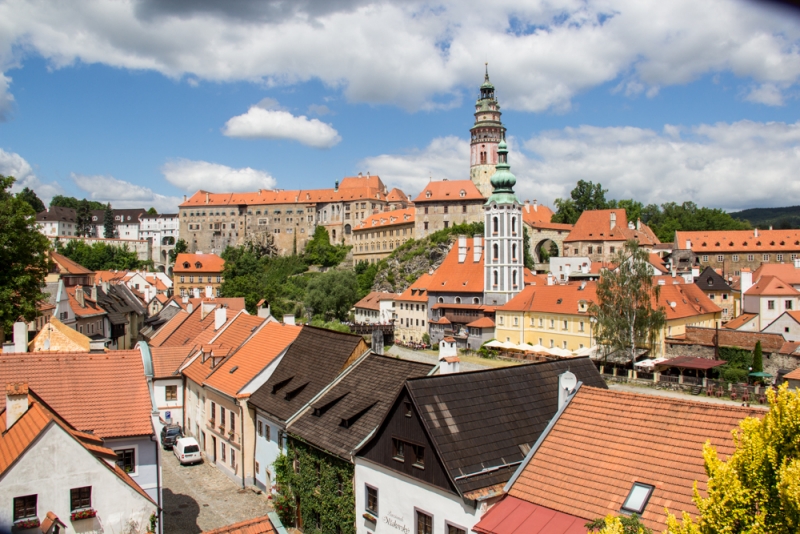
[658,279,665,285]
[533,199,538,211]
[628,221,635,230]
[13,320,28,354]
[685,240,692,250]
[754,228,759,238]
[205,285,213,298]
[6,383,28,429]
[201,300,216,320]
[636,219,641,231]
[89,339,106,352]
[90,285,98,302]
[187,302,193,313]
[610,212,617,231]
[334,181,339,192]
[524,200,530,213]
[215,306,227,330]
[257,300,271,319]
[182,294,189,304]
[205,192,210,204]
[458,235,467,263]
[183,195,187,202]
[75,286,85,308]
[794,258,800,269]
[193,287,201,299]
[283,314,296,326]
[473,235,483,262]
[547,273,555,286]
[557,370,577,410]
[741,269,753,296]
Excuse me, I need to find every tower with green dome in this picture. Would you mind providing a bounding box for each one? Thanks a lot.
[470,64,506,198]
[483,140,523,306]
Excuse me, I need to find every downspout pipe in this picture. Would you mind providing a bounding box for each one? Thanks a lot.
[237,399,246,489]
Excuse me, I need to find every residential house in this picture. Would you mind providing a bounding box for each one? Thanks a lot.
[752,260,800,289]
[96,284,147,349]
[141,344,194,427]
[354,292,396,324]
[248,327,368,491]
[65,286,109,342]
[656,283,722,355]
[35,206,77,237]
[353,208,415,264]
[46,251,95,287]
[429,302,497,350]
[784,367,800,389]
[89,208,147,239]
[694,266,735,321]
[521,200,573,263]
[173,253,225,298]
[0,348,161,505]
[723,313,760,332]
[742,275,800,330]
[549,256,592,283]
[27,318,91,353]
[139,213,180,271]
[394,273,432,344]
[413,180,485,239]
[281,354,433,532]
[762,311,800,341]
[385,188,413,211]
[0,384,157,534]
[474,387,762,534]
[562,209,660,262]
[354,358,606,534]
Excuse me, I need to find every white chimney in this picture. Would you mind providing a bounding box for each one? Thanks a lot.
[610,212,617,231]
[754,228,759,238]
[628,221,635,230]
[741,270,754,296]
[794,258,800,269]
[6,383,28,429]
[215,307,227,330]
[182,294,189,304]
[205,285,213,298]
[547,273,555,286]
[13,320,28,354]
[558,371,577,410]
[193,287,201,299]
[89,339,106,352]
[473,235,483,262]
[186,302,193,314]
[283,314,296,326]
[685,240,692,250]
[75,286,85,308]
[458,235,467,263]
[636,219,641,231]
[201,300,216,320]
[257,300,271,319]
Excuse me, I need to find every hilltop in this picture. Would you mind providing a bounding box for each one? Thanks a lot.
[731,205,800,229]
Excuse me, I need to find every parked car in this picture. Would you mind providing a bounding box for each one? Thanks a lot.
[160,424,182,450]
[173,437,202,465]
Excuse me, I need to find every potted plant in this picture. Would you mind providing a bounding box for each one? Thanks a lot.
[14,518,40,529]
[71,509,97,521]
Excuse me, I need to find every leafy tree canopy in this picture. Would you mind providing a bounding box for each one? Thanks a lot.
[50,195,105,211]
[146,207,158,215]
[552,180,611,224]
[16,187,45,213]
[588,514,652,534]
[56,240,147,271]
[666,384,800,533]
[303,226,349,267]
[168,238,188,264]
[305,269,357,321]
[0,176,53,339]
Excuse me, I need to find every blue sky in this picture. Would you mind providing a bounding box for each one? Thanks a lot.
[2,0,800,213]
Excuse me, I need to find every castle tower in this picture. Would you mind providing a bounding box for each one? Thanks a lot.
[470,64,506,198]
[484,141,523,306]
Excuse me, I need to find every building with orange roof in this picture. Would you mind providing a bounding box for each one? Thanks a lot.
[476,386,762,534]
[395,272,433,344]
[27,318,91,353]
[386,187,413,210]
[352,207,415,264]
[64,285,108,341]
[353,291,397,324]
[178,174,406,256]
[752,260,800,288]
[0,384,157,533]
[413,179,485,239]
[202,515,277,534]
[521,200,575,264]
[46,251,95,287]
[743,274,800,329]
[173,252,225,299]
[761,310,800,342]
[563,209,660,262]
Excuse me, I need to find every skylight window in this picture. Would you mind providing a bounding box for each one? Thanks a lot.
[621,483,654,515]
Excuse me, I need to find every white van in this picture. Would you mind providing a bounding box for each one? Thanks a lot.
[173,437,202,465]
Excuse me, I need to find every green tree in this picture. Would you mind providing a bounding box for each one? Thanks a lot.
[355,261,380,299]
[16,187,45,213]
[523,226,535,269]
[590,240,666,365]
[0,176,52,341]
[640,201,751,243]
[169,238,188,264]
[665,384,800,533]
[103,203,115,238]
[50,195,105,211]
[56,240,145,271]
[303,226,349,267]
[75,198,92,236]
[587,514,651,534]
[146,207,157,215]
[305,269,357,321]
[552,180,610,224]
[611,199,644,224]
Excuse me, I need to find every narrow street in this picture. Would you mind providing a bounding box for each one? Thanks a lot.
[161,447,272,533]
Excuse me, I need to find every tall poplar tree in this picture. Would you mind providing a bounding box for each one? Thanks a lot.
[590,240,666,364]
[75,198,92,236]
[103,203,115,238]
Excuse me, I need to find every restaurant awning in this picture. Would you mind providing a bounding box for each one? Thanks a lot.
[472,496,587,534]
[748,371,773,378]
[655,356,727,371]
[634,357,670,369]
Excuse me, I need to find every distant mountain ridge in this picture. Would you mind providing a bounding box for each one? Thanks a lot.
[730,206,800,229]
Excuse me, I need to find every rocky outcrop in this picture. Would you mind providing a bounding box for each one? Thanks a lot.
[372,238,454,293]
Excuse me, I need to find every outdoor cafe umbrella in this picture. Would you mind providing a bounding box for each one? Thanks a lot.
[748,371,773,378]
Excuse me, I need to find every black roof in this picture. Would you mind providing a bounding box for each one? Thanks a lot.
[695,266,732,292]
[404,357,606,494]
[36,206,76,222]
[249,326,367,423]
[287,353,433,461]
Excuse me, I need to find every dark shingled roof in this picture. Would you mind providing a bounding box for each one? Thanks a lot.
[405,357,607,494]
[694,266,732,292]
[287,353,433,461]
[249,326,367,423]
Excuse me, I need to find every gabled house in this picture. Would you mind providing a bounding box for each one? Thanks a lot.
[64,286,109,343]
[743,275,800,330]
[563,209,660,262]
[248,327,369,491]
[694,266,735,322]
[45,251,95,287]
[354,292,396,324]
[761,310,800,341]
[0,384,157,533]
[474,387,762,533]
[142,344,195,426]
[27,318,91,353]
[279,354,433,532]
[353,358,607,534]
[394,272,432,344]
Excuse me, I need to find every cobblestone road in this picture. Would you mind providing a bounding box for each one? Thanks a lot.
[162,448,273,533]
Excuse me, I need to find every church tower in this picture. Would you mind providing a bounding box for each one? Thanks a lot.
[470,64,506,198]
[483,140,523,306]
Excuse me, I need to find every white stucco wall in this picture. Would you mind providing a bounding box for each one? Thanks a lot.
[254,414,285,491]
[762,313,800,341]
[0,423,155,533]
[354,458,480,534]
[106,436,159,503]
[154,377,183,426]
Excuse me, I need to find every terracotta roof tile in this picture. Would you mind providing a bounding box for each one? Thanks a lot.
[564,209,659,245]
[386,187,411,203]
[499,282,597,314]
[29,318,91,352]
[0,350,153,438]
[65,286,107,318]
[784,367,800,379]
[413,180,484,203]
[744,275,800,296]
[428,240,484,293]
[49,251,94,276]
[202,515,276,534]
[397,273,433,302]
[507,386,763,532]
[354,291,395,311]
[158,304,225,348]
[676,229,800,253]
[148,310,190,347]
[752,263,800,286]
[150,346,194,378]
[722,313,758,330]
[778,341,800,355]
[466,317,495,328]
[173,253,225,274]
[354,207,415,231]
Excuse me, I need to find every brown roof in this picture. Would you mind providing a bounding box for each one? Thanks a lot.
[784,367,800,380]
[564,209,659,245]
[50,251,94,276]
[354,207,414,231]
[745,275,800,296]
[0,350,154,438]
[722,313,758,330]
[204,321,301,398]
[173,253,226,274]
[202,515,276,534]
[668,326,785,352]
[150,346,194,378]
[779,341,800,356]
[427,240,484,294]
[507,386,763,531]
[354,291,395,311]
[36,206,76,223]
[657,356,727,370]
[413,180,484,203]
[676,229,800,252]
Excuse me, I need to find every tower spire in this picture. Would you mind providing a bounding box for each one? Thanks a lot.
[485,62,489,82]
[469,65,506,198]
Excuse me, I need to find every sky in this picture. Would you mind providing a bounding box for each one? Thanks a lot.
[2,0,800,214]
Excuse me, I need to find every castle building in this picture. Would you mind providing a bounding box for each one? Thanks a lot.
[483,141,524,306]
[470,65,506,198]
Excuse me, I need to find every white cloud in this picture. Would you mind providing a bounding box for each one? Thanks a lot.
[0,73,14,121]
[222,106,341,148]
[0,148,63,203]
[161,158,277,192]
[745,82,785,106]
[71,173,182,213]
[362,120,800,211]
[0,0,799,111]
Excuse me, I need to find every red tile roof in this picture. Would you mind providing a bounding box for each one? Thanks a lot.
[173,253,225,274]
[354,291,395,311]
[397,273,433,302]
[157,304,230,348]
[354,207,415,231]
[507,386,763,532]
[150,346,194,378]
[676,229,800,252]
[499,282,597,314]
[172,297,246,312]
[148,310,190,347]
[49,251,94,276]
[473,496,587,534]
[722,313,758,330]
[201,515,276,534]
[658,283,721,320]
[0,350,153,438]
[466,317,495,328]
[784,367,800,379]
[564,209,659,245]
[65,286,108,318]
[386,187,411,203]
[427,240,484,293]
[752,263,800,286]
[413,180,484,203]
[744,275,800,296]
[520,202,554,223]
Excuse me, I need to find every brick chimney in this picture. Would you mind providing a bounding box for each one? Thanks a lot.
[6,382,29,429]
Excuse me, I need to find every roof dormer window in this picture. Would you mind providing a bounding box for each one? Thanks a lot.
[183,262,190,268]
[195,262,202,268]
[426,191,432,198]
[621,483,654,515]
[460,190,466,197]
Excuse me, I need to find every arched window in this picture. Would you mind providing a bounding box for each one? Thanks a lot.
[473,297,480,304]
[455,297,461,304]
[512,217,517,233]
[344,224,351,235]
[493,217,498,234]
[512,270,518,287]
[493,243,499,260]
[438,297,444,303]
[493,270,498,286]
